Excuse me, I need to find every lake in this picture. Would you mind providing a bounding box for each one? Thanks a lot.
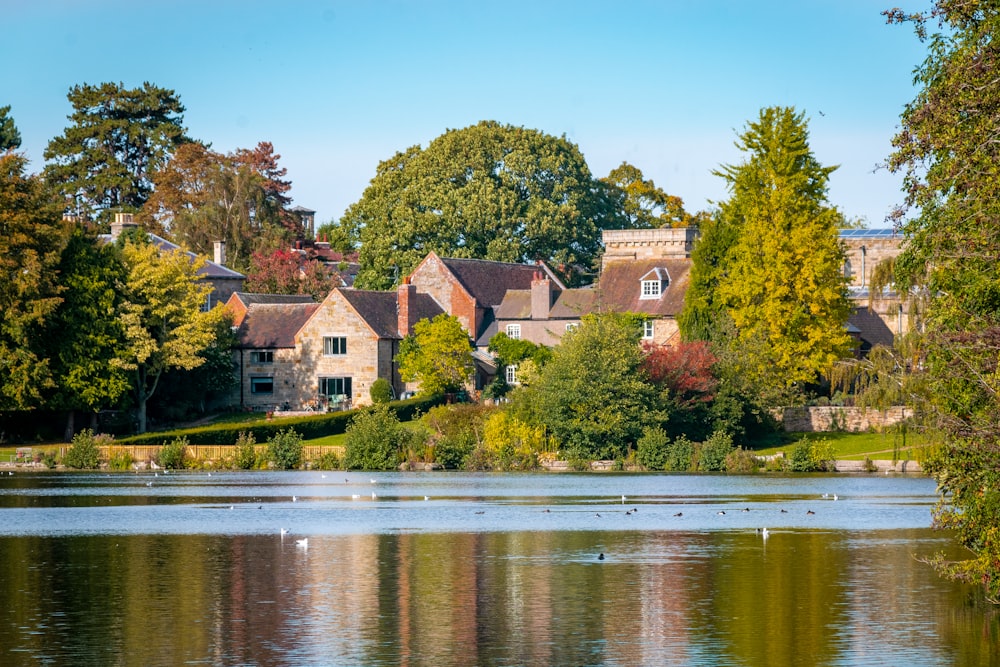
[0,471,997,666]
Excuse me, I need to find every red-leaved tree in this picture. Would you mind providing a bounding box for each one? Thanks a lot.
[244,249,340,300]
[641,340,718,407]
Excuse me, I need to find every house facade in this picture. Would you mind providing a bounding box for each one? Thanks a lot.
[840,229,909,354]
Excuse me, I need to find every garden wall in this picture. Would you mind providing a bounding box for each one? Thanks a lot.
[775,406,913,433]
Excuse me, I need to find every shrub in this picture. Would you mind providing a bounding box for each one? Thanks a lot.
[664,436,695,472]
[64,429,107,469]
[344,404,407,470]
[268,429,304,470]
[108,449,134,471]
[724,447,760,473]
[697,430,734,471]
[788,437,837,472]
[472,411,542,471]
[234,431,259,470]
[42,450,57,469]
[636,426,670,471]
[313,449,342,470]
[423,404,491,469]
[158,436,190,470]
[370,378,393,404]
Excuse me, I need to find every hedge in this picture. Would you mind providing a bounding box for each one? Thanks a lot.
[118,394,446,446]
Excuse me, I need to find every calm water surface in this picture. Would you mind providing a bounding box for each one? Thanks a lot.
[0,471,997,666]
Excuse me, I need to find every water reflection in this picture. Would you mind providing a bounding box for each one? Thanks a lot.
[0,473,998,666]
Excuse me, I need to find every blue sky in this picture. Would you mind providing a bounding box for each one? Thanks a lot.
[4,0,930,226]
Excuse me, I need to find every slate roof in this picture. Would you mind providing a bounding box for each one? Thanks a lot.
[339,289,444,339]
[98,232,246,279]
[439,256,563,307]
[230,292,317,307]
[596,258,691,316]
[847,306,895,354]
[237,303,321,348]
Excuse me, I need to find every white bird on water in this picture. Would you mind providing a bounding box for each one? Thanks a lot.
[621,495,626,505]
[280,528,288,538]
[372,491,377,500]
[292,496,297,502]
[762,527,770,539]
[296,538,308,549]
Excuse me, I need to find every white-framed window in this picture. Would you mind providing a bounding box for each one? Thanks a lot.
[323,336,347,355]
[640,280,662,299]
[250,376,274,394]
[250,350,274,364]
[506,324,521,340]
[565,322,579,332]
[643,320,654,340]
[505,364,519,385]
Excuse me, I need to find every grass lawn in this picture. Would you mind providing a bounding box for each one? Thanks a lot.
[304,433,347,447]
[751,430,935,461]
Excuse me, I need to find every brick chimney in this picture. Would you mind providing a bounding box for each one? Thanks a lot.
[531,271,554,320]
[110,212,137,241]
[213,241,227,266]
[397,277,417,336]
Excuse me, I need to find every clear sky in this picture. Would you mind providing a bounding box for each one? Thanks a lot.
[4,0,931,227]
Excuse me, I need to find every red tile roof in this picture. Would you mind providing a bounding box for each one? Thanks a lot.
[596,258,691,316]
[237,303,320,348]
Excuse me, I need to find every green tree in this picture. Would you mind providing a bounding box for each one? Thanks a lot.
[713,107,853,397]
[344,403,407,470]
[0,105,21,151]
[397,314,474,396]
[267,428,304,470]
[678,211,739,344]
[531,313,658,461]
[885,2,1000,601]
[600,161,705,229]
[344,121,622,289]
[0,153,68,410]
[115,237,221,433]
[44,82,189,220]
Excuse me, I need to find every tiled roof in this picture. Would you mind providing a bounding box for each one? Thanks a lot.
[596,258,691,316]
[148,234,245,279]
[338,289,444,339]
[551,288,598,318]
[231,292,317,307]
[238,303,320,348]
[440,257,557,307]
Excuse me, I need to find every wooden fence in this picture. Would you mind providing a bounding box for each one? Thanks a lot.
[98,444,345,466]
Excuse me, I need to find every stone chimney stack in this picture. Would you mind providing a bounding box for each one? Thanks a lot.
[397,277,417,336]
[110,212,137,241]
[531,270,554,320]
[213,241,227,266]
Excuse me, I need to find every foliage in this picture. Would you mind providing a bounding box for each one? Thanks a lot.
[664,436,696,472]
[63,428,107,469]
[786,437,836,472]
[312,449,342,470]
[696,430,735,472]
[531,313,657,461]
[115,238,219,432]
[108,449,134,471]
[314,219,357,254]
[344,403,407,470]
[234,431,259,470]
[141,141,294,271]
[600,161,706,229]
[678,212,739,344]
[43,82,189,220]
[884,2,1000,601]
[422,403,490,469]
[636,425,671,471]
[243,248,338,300]
[370,378,393,404]
[157,436,189,469]
[642,340,718,405]
[267,428,304,470]
[397,314,474,396]
[0,104,21,151]
[344,120,622,289]
[470,411,543,471]
[724,448,760,473]
[0,154,69,410]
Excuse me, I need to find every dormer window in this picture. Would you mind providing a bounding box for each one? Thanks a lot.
[639,268,669,299]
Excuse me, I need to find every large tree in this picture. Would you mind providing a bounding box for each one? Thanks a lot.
[0,105,21,151]
[886,2,1000,601]
[343,121,622,289]
[141,141,294,270]
[708,107,853,399]
[0,154,68,410]
[397,314,474,396]
[115,236,223,433]
[43,82,189,220]
[243,248,340,300]
[600,161,706,229]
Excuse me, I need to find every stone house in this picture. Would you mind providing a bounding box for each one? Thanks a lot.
[839,229,909,354]
[227,284,442,411]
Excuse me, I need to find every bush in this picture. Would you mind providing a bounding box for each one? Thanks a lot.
[344,404,407,470]
[158,436,189,470]
[313,449,342,470]
[423,404,491,469]
[664,436,695,472]
[370,378,393,404]
[108,449,134,471]
[724,447,760,473]
[786,437,838,472]
[471,411,542,471]
[636,426,670,471]
[64,429,108,469]
[268,429,304,470]
[234,431,260,470]
[697,430,734,471]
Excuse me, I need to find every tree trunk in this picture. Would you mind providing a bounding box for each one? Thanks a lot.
[63,410,75,442]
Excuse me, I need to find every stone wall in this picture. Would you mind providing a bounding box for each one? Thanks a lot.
[776,406,913,432]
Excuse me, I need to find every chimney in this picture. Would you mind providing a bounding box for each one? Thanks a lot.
[397,277,417,336]
[110,212,137,241]
[213,241,227,266]
[531,270,554,320]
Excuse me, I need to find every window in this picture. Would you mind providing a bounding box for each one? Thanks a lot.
[506,324,521,340]
[643,320,654,340]
[250,350,273,364]
[505,364,518,385]
[565,323,579,332]
[640,280,662,299]
[250,376,274,394]
[323,336,347,355]
[319,376,352,399]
